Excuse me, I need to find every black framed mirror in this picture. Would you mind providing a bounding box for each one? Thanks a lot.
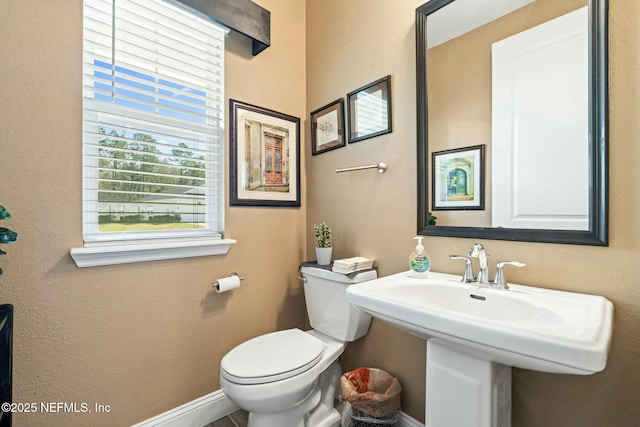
[416,0,608,245]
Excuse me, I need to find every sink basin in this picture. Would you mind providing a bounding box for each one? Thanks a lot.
[346,271,613,375]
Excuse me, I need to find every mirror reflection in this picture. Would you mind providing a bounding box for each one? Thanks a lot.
[416,0,608,245]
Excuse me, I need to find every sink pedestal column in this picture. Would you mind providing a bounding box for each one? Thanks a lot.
[426,339,512,427]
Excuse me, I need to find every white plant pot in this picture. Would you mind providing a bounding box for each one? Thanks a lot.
[315,247,333,266]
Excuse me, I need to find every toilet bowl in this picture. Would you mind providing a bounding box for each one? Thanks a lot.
[221,329,344,427]
[220,265,376,427]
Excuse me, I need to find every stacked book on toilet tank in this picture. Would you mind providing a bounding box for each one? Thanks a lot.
[331,257,375,274]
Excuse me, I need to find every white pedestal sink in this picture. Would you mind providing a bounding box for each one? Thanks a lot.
[345,271,614,427]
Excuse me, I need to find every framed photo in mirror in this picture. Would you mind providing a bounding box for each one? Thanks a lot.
[310,98,346,155]
[347,75,392,143]
[432,145,485,210]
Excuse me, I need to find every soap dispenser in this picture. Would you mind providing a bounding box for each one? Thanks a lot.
[409,236,430,278]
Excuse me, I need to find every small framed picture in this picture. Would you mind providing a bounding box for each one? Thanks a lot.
[432,145,485,210]
[310,99,346,155]
[347,75,392,143]
[229,99,301,207]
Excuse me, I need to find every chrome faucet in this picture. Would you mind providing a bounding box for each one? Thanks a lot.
[467,243,489,283]
[450,243,526,289]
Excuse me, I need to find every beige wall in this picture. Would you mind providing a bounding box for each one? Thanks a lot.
[0,0,306,426]
[306,0,640,425]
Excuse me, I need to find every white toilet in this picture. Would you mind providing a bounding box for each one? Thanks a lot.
[220,264,376,427]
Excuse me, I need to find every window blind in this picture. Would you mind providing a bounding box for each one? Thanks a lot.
[82,0,226,243]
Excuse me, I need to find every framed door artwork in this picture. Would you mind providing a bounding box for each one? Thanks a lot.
[432,145,485,210]
[230,99,301,207]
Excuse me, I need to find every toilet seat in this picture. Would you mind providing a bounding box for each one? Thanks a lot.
[221,328,326,385]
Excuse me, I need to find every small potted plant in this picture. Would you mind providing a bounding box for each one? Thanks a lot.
[313,222,332,266]
[0,205,18,277]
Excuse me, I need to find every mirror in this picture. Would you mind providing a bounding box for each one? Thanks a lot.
[416,0,608,245]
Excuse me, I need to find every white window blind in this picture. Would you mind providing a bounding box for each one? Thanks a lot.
[82,0,226,244]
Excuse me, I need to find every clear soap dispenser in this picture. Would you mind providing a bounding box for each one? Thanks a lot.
[409,236,430,278]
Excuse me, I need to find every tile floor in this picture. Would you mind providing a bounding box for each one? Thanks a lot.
[203,409,249,427]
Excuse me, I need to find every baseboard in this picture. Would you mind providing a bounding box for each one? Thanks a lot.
[131,389,239,427]
[397,411,424,427]
[131,390,424,427]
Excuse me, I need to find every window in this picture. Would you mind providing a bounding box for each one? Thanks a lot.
[72,0,234,267]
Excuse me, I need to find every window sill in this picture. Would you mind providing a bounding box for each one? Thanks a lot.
[70,238,236,268]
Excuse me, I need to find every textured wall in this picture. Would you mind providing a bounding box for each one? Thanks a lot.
[0,0,307,425]
[306,0,640,425]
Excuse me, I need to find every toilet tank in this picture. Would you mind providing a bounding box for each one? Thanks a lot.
[300,264,377,342]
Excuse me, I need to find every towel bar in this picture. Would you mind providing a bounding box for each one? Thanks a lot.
[335,162,387,174]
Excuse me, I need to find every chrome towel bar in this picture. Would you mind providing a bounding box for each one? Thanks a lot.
[335,162,388,174]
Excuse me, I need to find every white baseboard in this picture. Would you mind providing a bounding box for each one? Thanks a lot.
[397,411,424,427]
[131,389,239,427]
[131,390,424,427]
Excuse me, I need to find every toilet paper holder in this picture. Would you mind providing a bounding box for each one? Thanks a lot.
[212,272,245,291]
[229,272,245,281]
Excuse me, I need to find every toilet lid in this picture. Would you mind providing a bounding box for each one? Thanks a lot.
[221,328,325,385]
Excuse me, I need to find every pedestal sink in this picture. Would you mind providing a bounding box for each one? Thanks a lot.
[345,271,614,427]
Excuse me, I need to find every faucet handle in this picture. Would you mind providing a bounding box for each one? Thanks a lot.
[449,255,474,283]
[493,261,526,289]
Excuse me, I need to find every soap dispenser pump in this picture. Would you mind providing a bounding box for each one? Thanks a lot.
[409,236,430,278]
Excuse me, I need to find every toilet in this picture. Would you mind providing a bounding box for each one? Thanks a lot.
[220,264,377,427]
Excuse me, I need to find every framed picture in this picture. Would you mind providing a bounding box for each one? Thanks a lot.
[310,99,346,155]
[432,145,485,210]
[347,75,392,143]
[229,99,301,207]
